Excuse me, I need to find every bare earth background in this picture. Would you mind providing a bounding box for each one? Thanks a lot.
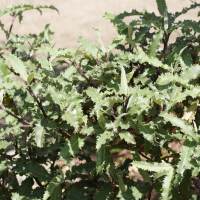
[0,0,200,50]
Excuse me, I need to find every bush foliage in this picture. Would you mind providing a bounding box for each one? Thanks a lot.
[1,0,200,199]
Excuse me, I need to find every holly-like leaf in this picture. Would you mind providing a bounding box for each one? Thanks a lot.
[33,124,46,148]
[62,111,79,132]
[94,183,112,200]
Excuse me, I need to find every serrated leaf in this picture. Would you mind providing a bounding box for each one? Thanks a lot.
[96,131,115,151]
[86,87,100,102]
[180,65,200,81]
[0,160,7,175]
[120,65,128,95]
[19,177,34,196]
[33,124,46,148]
[94,183,112,200]
[156,0,167,16]
[66,189,87,200]
[0,141,11,149]
[147,30,164,58]
[160,112,199,142]
[59,142,71,164]
[131,161,172,172]
[43,177,62,200]
[119,131,135,144]
[0,58,9,77]
[117,173,126,193]
[92,26,106,53]
[161,168,174,200]
[77,36,98,58]
[175,139,196,184]
[62,111,79,131]
[3,53,28,81]
[69,134,85,156]
[37,56,51,70]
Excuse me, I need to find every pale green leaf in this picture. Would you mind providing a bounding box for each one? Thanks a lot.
[0,89,4,105]
[156,0,167,16]
[33,124,45,148]
[86,87,100,102]
[119,131,135,145]
[120,65,128,95]
[3,53,28,81]
[27,73,34,84]
[0,141,11,149]
[160,112,199,142]
[62,111,79,131]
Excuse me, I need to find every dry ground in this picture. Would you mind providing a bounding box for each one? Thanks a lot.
[0,0,200,49]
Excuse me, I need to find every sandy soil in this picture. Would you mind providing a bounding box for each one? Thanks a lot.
[0,0,200,50]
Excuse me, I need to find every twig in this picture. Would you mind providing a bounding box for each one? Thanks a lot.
[0,104,31,126]
[7,14,17,41]
[27,86,48,119]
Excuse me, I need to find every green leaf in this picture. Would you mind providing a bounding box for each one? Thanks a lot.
[27,73,34,84]
[127,25,133,40]
[59,141,71,164]
[77,36,98,58]
[96,131,115,150]
[119,131,135,145]
[37,56,51,70]
[156,0,167,16]
[94,183,112,200]
[147,30,164,58]
[3,53,28,81]
[0,58,9,77]
[33,124,46,148]
[43,177,62,200]
[66,189,87,200]
[131,161,172,172]
[0,141,11,149]
[92,26,106,53]
[120,65,128,95]
[161,168,174,200]
[175,139,196,184]
[86,87,100,102]
[0,160,7,175]
[69,135,85,156]
[62,111,79,132]
[164,8,168,30]
[160,112,199,142]
[19,177,34,196]
[117,173,126,193]
[0,90,4,105]
[96,145,105,174]
[180,65,200,82]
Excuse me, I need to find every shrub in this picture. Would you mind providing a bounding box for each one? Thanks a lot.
[1,0,200,199]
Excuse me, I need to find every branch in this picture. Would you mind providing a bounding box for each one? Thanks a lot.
[0,104,31,126]
[6,14,17,41]
[27,86,48,119]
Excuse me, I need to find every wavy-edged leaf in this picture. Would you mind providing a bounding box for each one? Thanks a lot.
[43,177,62,200]
[92,26,106,53]
[160,112,199,142]
[0,141,11,149]
[147,30,164,58]
[12,162,51,182]
[156,0,167,16]
[96,131,115,151]
[180,65,200,81]
[119,131,135,145]
[117,173,126,193]
[94,183,112,200]
[3,53,28,81]
[131,161,172,172]
[161,168,174,200]
[77,36,98,58]
[59,141,71,164]
[62,111,79,131]
[86,87,100,102]
[175,139,196,184]
[0,58,9,77]
[37,56,51,70]
[69,134,85,156]
[27,73,34,84]
[107,35,124,53]
[33,124,46,148]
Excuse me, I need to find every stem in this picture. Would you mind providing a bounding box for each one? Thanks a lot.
[148,185,153,200]
[0,104,31,126]
[7,14,17,41]
[162,32,170,60]
[27,86,48,119]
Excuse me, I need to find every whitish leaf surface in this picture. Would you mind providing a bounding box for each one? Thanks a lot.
[119,131,135,144]
[161,168,174,200]
[147,30,164,58]
[131,161,172,172]
[0,89,4,105]
[175,139,196,184]
[33,124,46,148]
[120,65,128,95]
[3,53,28,81]
[86,87,100,102]
[160,112,199,142]
[96,131,114,150]
[62,111,79,131]
[180,65,200,81]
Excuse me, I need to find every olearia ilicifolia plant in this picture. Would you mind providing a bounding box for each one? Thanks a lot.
[1,0,200,199]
